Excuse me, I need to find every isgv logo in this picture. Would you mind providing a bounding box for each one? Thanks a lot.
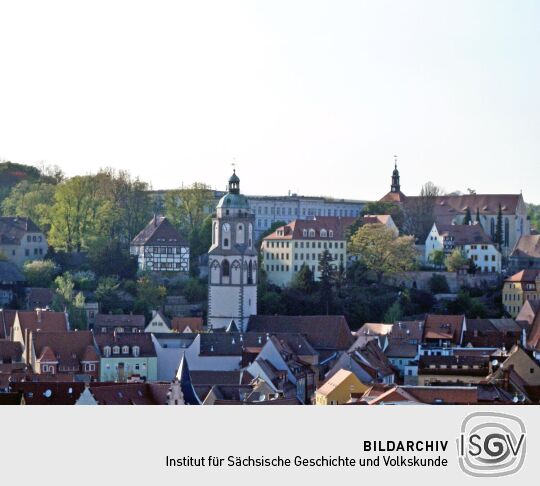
[457,412,526,477]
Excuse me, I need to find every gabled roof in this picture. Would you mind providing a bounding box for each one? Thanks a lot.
[32,331,98,367]
[247,315,353,351]
[0,216,43,245]
[25,288,54,309]
[16,310,68,334]
[516,300,540,326]
[511,235,540,259]
[94,333,157,357]
[131,216,188,247]
[317,369,365,397]
[95,313,145,329]
[527,310,540,352]
[86,382,173,405]
[505,269,540,284]
[380,191,407,203]
[171,316,203,333]
[263,216,355,241]
[433,223,494,246]
[0,309,17,340]
[0,340,22,362]
[423,314,465,344]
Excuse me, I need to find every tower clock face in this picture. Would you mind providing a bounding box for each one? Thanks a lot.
[223,223,231,232]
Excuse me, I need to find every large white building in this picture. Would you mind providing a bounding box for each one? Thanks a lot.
[207,171,257,331]
[262,216,350,287]
[425,222,502,273]
[150,190,365,241]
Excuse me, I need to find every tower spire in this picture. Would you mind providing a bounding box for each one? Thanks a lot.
[391,155,401,193]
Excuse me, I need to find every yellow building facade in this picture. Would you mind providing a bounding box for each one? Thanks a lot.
[315,369,368,405]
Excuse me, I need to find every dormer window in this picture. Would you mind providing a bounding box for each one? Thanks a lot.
[104,346,111,357]
[329,230,334,238]
[122,345,129,354]
[303,229,307,237]
[308,229,315,237]
[320,229,327,238]
[112,346,120,355]
[132,346,140,357]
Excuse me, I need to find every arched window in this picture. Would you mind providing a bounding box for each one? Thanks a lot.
[132,346,140,357]
[320,229,327,238]
[224,238,229,247]
[213,222,218,245]
[237,223,245,244]
[504,218,510,247]
[122,345,129,354]
[104,346,111,358]
[113,346,120,355]
[309,229,315,237]
[329,230,334,238]
[490,218,495,238]
[303,229,307,237]
[222,259,230,277]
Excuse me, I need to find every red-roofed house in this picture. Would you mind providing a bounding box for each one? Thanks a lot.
[29,331,100,379]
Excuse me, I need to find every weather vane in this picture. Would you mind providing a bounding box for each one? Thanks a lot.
[394,154,398,168]
[232,157,237,173]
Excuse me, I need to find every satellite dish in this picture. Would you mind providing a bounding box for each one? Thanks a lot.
[43,389,52,398]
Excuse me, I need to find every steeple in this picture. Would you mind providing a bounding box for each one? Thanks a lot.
[391,155,401,193]
[228,170,240,194]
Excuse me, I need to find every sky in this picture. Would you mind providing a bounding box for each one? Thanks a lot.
[0,1,539,202]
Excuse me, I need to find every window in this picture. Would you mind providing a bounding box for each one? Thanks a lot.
[320,229,327,238]
[122,346,129,354]
[104,346,111,357]
[113,346,120,355]
[132,346,140,357]
[329,230,334,238]
[222,259,230,277]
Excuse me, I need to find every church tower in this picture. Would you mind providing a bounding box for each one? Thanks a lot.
[207,171,257,331]
[391,157,401,193]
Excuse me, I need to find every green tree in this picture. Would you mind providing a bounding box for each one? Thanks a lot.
[429,274,450,293]
[291,263,315,293]
[52,273,87,329]
[428,249,445,270]
[383,300,403,323]
[444,249,469,272]
[475,208,482,227]
[165,182,213,234]
[462,208,472,225]
[318,249,335,314]
[1,181,56,231]
[134,274,167,317]
[527,203,540,233]
[95,276,122,314]
[23,260,58,287]
[48,176,114,252]
[348,224,417,283]
[494,203,503,250]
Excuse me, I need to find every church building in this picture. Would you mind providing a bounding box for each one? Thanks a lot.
[207,171,257,331]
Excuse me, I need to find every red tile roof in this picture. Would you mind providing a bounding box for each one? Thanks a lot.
[32,331,98,369]
[505,269,540,283]
[131,216,188,247]
[435,223,494,245]
[380,191,407,203]
[171,316,204,333]
[423,314,465,344]
[16,310,68,334]
[511,235,540,259]
[264,216,355,241]
[248,315,353,351]
[0,309,17,339]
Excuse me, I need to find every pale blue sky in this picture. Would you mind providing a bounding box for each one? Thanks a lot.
[1,1,539,202]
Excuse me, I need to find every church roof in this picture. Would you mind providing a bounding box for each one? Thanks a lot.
[380,190,407,203]
[216,192,250,210]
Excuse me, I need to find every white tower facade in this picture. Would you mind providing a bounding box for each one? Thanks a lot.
[207,171,257,331]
